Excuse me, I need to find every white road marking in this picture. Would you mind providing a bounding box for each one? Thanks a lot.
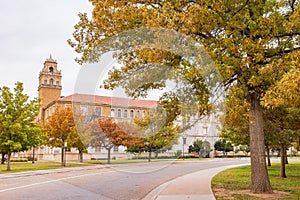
[0,170,113,193]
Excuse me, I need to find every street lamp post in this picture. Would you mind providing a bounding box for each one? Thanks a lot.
[63,141,67,167]
[182,119,186,160]
[145,141,151,162]
[182,136,186,160]
[32,148,35,164]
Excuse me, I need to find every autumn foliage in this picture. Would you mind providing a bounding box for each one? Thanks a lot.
[69,0,299,193]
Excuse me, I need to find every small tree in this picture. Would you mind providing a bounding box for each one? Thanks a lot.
[73,110,92,163]
[214,140,233,157]
[188,140,211,158]
[263,68,300,176]
[264,107,300,178]
[0,82,40,171]
[90,118,132,164]
[69,127,89,163]
[133,111,179,162]
[143,126,179,162]
[238,145,250,156]
[43,107,76,166]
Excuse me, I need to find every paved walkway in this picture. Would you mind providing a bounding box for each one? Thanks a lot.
[143,163,250,200]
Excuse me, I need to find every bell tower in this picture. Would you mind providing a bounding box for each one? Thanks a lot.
[38,55,62,120]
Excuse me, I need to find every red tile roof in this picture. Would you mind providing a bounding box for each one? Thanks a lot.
[58,93,157,108]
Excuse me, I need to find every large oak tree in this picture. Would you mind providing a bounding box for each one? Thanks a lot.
[69,0,300,193]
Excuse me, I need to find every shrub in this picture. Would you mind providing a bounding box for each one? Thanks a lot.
[10,158,28,162]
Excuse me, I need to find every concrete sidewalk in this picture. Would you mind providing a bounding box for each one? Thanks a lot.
[143,163,249,200]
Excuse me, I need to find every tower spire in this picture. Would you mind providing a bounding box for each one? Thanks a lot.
[38,56,62,121]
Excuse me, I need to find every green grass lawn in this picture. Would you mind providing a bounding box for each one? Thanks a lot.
[0,161,90,174]
[212,162,300,200]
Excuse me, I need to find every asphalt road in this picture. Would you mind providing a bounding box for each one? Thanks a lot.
[0,159,248,200]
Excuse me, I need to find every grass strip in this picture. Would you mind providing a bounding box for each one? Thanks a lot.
[212,162,300,200]
[0,161,90,174]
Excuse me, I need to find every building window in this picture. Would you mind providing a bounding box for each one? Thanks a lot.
[113,146,118,152]
[111,109,115,117]
[80,106,87,114]
[95,107,101,116]
[50,78,54,85]
[124,110,128,118]
[136,110,140,117]
[49,67,53,73]
[95,146,101,152]
[117,109,122,118]
[130,110,134,118]
[56,81,59,87]
[142,110,145,117]
[44,80,47,85]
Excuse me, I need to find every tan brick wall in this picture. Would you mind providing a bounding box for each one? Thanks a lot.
[38,87,61,109]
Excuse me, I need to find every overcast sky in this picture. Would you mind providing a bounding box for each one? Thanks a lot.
[0,0,94,98]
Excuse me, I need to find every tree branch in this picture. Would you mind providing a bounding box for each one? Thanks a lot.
[231,0,250,18]
[276,31,300,38]
[264,47,300,59]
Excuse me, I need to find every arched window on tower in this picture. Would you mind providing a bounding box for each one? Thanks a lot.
[56,81,59,87]
[111,109,115,117]
[95,107,101,116]
[44,80,47,85]
[50,79,54,85]
[49,67,53,73]
[130,110,134,118]
[124,110,128,118]
[117,109,122,118]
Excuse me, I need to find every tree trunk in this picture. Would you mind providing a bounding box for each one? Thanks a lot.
[61,147,64,166]
[280,144,287,178]
[7,151,11,171]
[79,150,83,163]
[32,148,35,164]
[266,145,271,167]
[249,94,273,193]
[284,150,288,164]
[1,153,5,164]
[148,151,151,162]
[155,151,158,158]
[222,151,226,157]
[107,148,111,164]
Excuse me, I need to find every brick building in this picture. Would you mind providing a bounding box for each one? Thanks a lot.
[27,56,221,161]
[35,56,158,161]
